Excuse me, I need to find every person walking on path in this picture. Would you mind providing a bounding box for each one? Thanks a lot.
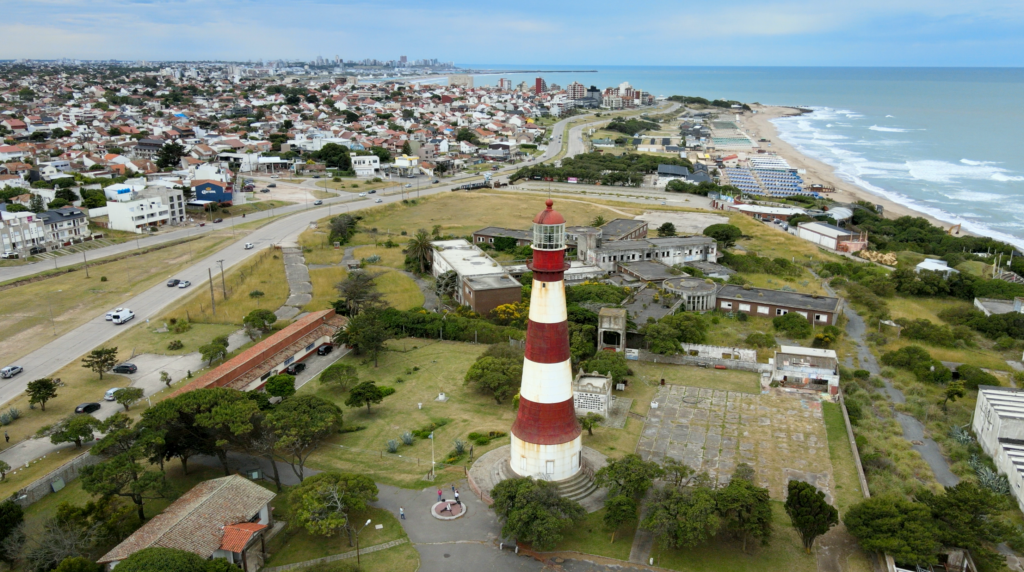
[4,431,8,444]
[454,490,460,505]
[400,507,405,520]
[437,488,443,502]
[451,483,455,494]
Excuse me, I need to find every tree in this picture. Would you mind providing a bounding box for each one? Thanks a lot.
[785,480,838,553]
[291,472,378,546]
[319,363,358,391]
[114,547,212,572]
[592,215,607,227]
[267,395,343,481]
[81,414,168,521]
[401,141,412,155]
[345,381,386,413]
[580,352,630,383]
[248,289,265,307]
[266,374,296,399]
[844,496,940,566]
[50,415,100,448]
[642,486,720,549]
[26,378,59,411]
[0,460,8,482]
[595,454,664,498]
[703,223,742,248]
[315,143,351,170]
[160,371,172,387]
[111,387,143,411]
[578,412,604,436]
[54,557,102,572]
[455,128,479,145]
[48,198,70,209]
[603,495,636,542]
[716,474,773,552]
[773,312,812,339]
[199,343,227,366]
[27,193,44,213]
[940,380,966,412]
[918,481,1009,562]
[491,477,585,550]
[662,313,709,344]
[403,229,433,274]
[334,271,384,317]
[569,322,597,364]
[656,222,677,237]
[54,189,79,203]
[243,308,277,340]
[464,345,523,404]
[0,501,22,563]
[82,347,118,380]
[155,142,186,169]
[336,307,391,366]
[641,322,681,354]
[662,458,696,488]
[369,146,391,163]
[5,204,27,213]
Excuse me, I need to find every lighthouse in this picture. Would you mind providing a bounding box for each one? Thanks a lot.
[510,199,583,481]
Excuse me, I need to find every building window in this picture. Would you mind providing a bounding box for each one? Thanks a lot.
[757,306,770,314]
[798,311,808,318]
[815,314,828,322]
[721,302,732,310]
[283,357,294,366]
[306,342,315,351]
[776,309,788,316]
[739,304,750,311]
[545,460,555,475]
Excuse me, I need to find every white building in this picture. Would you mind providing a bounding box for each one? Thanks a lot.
[916,258,959,277]
[974,386,1024,513]
[429,239,508,306]
[572,370,613,418]
[0,210,47,256]
[771,345,840,395]
[352,155,380,177]
[578,236,717,273]
[106,187,186,233]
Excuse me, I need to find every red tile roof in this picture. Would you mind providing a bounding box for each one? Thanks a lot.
[220,523,267,553]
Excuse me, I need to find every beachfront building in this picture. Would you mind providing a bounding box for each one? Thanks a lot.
[796,222,868,253]
[915,258,960,278]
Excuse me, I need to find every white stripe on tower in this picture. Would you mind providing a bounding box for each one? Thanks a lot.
[527,279,568,324]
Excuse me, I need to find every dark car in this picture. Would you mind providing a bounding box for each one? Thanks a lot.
[213,218,223,223]
[316,344,334,356]
[75,402,101,414]
[112,363,137,374]
[167,279,180,287]
[29,246,45,255]
[284,363,307,375]
[268,183,277,188]
[368,190,376,194]
[260,188,270,193]
[312,175,321,179]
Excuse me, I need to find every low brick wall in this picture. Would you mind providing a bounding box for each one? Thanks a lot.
[260,538,408,572]
[636,349,770,374]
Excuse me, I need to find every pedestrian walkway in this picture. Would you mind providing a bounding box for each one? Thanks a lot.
[276,247,312,321]
[261,538,409,572]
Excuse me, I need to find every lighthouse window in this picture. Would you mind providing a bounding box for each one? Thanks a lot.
[533,223,564,249]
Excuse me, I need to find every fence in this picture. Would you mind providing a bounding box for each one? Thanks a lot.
[636,349,770,374]
[13,450,103,507]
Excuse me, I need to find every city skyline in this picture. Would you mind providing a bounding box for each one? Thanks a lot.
[2,0,1023,66]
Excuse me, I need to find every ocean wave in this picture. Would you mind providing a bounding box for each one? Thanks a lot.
[886,115,895,118]
[944,190,1007,202]
[961,159,996,166]
[906,160,1024,184]
[869,125,909,133]
[992,173,1024,182]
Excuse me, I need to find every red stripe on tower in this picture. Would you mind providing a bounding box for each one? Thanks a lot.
[511,398,581,445]
[524,321,571,363]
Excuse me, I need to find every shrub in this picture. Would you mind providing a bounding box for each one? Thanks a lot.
[453,439,466,455]
[386,439,399,453]
[773,312,812,338]
[379,386,396,398]
[957,364,1000,390]
[853,370,871,380]
[0,413,10,426]
[7,408,20,420]
[167,340,184,350]
[401,432,414,446]
[100,276,107,282]
[171,320,192,334]
[996,336,1017,351]
[745,332,776,348]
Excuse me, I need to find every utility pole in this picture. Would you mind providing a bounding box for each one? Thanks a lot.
[208,268,216,315]
[217,260,227,298]
[83,251,89,278]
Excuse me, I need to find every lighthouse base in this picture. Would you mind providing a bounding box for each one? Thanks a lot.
[467,445,610,513]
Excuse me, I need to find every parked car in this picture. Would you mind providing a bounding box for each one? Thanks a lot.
[316,344,334,356]
[368,190,376,194]
[1,252,18,260]
[432,179,439,184]
[268,183,277,188]
[244,243,254,250]
[312,175,321,179]
[111,309,135,325]
[358,192,367,197]
[404,184,412,188]
[374,198,383,203]
[105,308,126,321]
[167,279,180,287]
[270,175,279,179]
[104,388,121,401]
[29,246,45,255]
[260,188,270,193]
[75,403,101,414]
[313,200,323,205]
[178,280,191,288]
[0,366,23,379]
[111,363,137,374]
[213,218,223,223]
[284,363,307,375]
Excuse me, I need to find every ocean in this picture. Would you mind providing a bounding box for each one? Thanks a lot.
[460,65,1024,250]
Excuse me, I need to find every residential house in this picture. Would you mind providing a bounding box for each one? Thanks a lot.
[0,145,27,162]
[105,187,186,233]
[0,210,47,256]
[97,475,276,572]
[37,207,89,247]
[352,155,380,177]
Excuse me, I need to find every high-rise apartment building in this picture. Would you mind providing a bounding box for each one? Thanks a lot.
[535,77,548,94]
[567,81,586,100]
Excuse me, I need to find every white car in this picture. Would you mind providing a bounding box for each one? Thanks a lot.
[105,308,126,321]
[244,243,254,250]
[374,198,383,203]
[358,192,367,197]
[110,309,135,325]
[104,388,122,401]
[178,280,191,288]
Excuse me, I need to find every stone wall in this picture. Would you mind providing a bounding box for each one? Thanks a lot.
[14,450,102,507]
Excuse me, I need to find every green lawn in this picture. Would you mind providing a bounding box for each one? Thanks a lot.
[631,363,761,394]
[651,503,816,572]
[265,505,407,566]
[551,508,636,560]
[822,402,867,514]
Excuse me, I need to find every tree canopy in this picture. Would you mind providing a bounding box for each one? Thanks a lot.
[464,344,523,404]
[784,480,838,552]
[491,477,585,550]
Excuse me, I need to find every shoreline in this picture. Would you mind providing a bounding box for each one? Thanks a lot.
[740,105,964,235]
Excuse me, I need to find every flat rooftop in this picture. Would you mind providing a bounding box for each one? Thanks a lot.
[600,218,647,240]
[463,273,521,291]
[980,386,1024,420]
[596,236,714,252]
[717,285,841,313]
[432,239,507,277]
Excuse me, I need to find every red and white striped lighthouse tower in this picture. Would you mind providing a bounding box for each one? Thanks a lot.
[510,199,583,481]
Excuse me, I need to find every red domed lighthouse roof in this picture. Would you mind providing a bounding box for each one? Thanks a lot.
[532,199,565,225]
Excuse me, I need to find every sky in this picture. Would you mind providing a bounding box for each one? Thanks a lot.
[2,0,1024,66]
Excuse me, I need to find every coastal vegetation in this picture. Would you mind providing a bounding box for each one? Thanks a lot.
[668,95,752,111]
[511,152,691,186]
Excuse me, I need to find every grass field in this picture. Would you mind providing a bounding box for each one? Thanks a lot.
[265,504,408,566]
[631,363,761,394]
[302,339,509,488]
[651,503,816,572]
[552,507,636,560]
[822,402,867,513]
[316,179,403,194]
[164,247,288,325]
[366,266,424,310]
[0,233,235,368]
[305,267,348,313]
[113,321,241,357]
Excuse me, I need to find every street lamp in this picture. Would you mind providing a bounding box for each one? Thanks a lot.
[355,519,372,566]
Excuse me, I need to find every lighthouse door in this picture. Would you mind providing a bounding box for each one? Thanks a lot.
[545,460,555,475]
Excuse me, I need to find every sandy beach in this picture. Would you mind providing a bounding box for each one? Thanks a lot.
[740,105,960,233]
